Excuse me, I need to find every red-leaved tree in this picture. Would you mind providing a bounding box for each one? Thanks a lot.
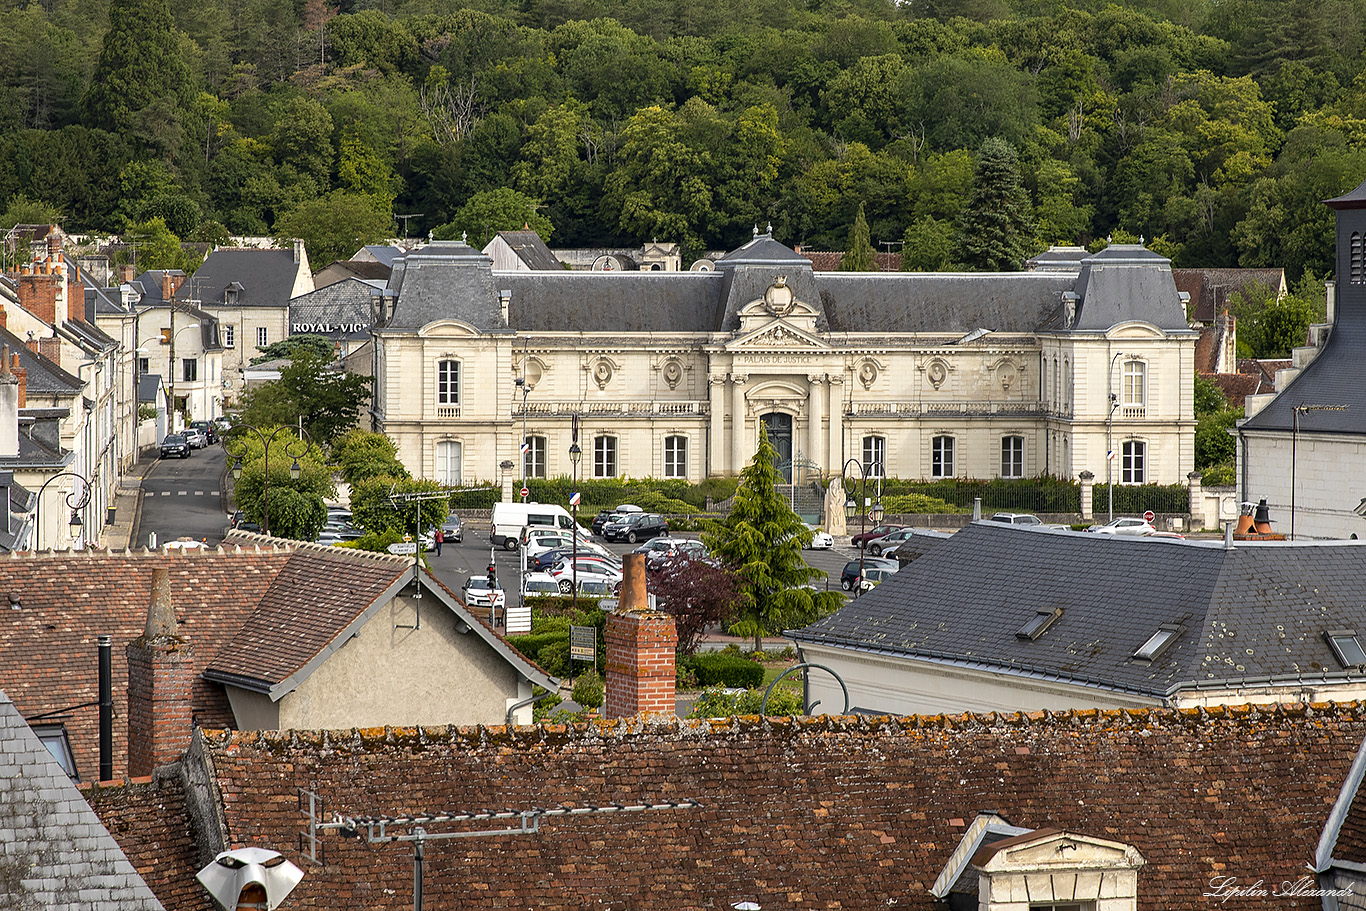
[649,556,741,658]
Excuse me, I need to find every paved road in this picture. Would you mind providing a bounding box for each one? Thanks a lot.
[135,444,229,548]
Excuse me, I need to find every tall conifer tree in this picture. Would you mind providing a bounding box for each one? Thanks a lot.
[82,0,193,138]
[955,138,1037,272]
[839,202,878,272]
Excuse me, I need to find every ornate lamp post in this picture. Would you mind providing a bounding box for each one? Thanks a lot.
[842,457,884,598]
[568,414,582,614]
[35,470,92,549]
[225,424,313,537]
[1107,350,1125,523]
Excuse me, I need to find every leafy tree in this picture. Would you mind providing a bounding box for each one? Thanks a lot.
[688,683,803,718]
[0,195,63,231]
[649,556,741,658]
[333,428,411,486]
[349,476,449,536]
[269,95,335,198]
[238,351,372,446]
[433,187,553,247]
[226,427,333,541]
[1225,279,1325,358]
[955,138,1036,271]
[118,216,200,273]
[901,215,954,271]
[838,202,878,271]
[273,192,393,267]
[249,334,336,365]
[702,424,842,650]
[81,0,194,142]
[1193,373,1240,473]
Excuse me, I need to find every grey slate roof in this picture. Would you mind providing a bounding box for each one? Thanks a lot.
[789,522,1366,699]
[1071,245,1191,331]
[174,249,302,307]
[128,270,184,307]
[0,326,84,396]
[816,272,1076,334]
[288,278,380,341]
[0,689,164,910]
[360,244,403,268]
[137,374,162,403]
[493,230,561,270]
[385,240,507,331]
[506,272,726,332]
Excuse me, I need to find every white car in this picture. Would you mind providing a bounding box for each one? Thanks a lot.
[461,576,506,609]
[804,524,834,549]
[1087,517,1157,536]
[548,557,623,594]
[521,572,562,596]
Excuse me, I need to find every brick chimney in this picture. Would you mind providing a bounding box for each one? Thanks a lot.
[126,566,196,776]
[120,264,135,283]
[12,353,27,408]
[605,553,677,718]
[0,346,17,459]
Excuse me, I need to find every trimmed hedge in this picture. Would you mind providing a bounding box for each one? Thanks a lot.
[686,652,765,688]
[521,476,739,513]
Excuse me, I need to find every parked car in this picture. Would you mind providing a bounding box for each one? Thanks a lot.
[592,504,643,536]
[181,427,208,449]
[840,557,900,592]
[602,512,669,544]
[461,576,505,609]
[229,510,261,532]
[850,523,906,549]
[531,545,618,572]
[1087,517,1157,536]
[989,513,1043,526]
[160,433,191,459]
[856,566,899,592]
[189,420,218,445]
[441,514,463,544]
[521,572,561,596]
[803,524,835,549]
[524,529,576,560]
[548,557,623,594]
[865,528,926,556]
[635,537,708,569]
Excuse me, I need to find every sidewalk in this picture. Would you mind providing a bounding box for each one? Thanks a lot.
[104,455,158,551]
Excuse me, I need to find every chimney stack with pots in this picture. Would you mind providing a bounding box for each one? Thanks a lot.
[605,553,677,718]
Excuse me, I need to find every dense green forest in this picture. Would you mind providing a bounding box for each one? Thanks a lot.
[3,0,1365,277]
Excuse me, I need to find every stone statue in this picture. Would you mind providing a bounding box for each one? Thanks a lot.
[825,479,846,536]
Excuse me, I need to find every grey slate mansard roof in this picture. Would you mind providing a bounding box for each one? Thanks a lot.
[174,249,301,307]
[789,522,1366,699]
[288,277,381,340]
[0,689,163,910]
[384,234,1196,337]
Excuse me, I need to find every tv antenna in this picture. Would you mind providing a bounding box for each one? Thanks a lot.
[394,213,424,242]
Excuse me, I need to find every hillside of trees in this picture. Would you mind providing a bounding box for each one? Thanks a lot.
[3,0,1365,278]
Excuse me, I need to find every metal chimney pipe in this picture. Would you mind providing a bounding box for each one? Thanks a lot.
[97,634,112,782]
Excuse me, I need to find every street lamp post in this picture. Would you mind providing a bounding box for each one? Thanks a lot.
[225,424,313,537]
[34,470,92,549]
[842,457,884,598]
[569,414,582,615]
[1107,350,1125,523]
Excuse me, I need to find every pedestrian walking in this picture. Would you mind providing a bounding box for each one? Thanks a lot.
[434,528,444,556]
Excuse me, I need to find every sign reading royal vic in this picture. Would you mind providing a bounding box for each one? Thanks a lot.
[291,322,369,336]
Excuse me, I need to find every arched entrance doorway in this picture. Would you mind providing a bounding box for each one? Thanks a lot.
[761,412,793,481]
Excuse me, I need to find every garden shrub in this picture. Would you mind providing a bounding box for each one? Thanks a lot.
[689,685,804,718]
[572,669,604,709]
[687,652,764,688]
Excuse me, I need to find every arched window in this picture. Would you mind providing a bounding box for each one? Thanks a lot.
[594,435,618,478]
[862,435,886,477]
[1001,436,1024,478]
[931,436,955,479]
[664,435,687,478]
[436,440,462,485]
[524,435,546,478]
[1122,440,1146,484]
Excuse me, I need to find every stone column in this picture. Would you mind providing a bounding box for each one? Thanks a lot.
[730,374,748,473]
[1079,469,1094,521]
[708,375,725,476]
[807,374,825,475]
[826,375,844,471]
[1187,470,1203,532]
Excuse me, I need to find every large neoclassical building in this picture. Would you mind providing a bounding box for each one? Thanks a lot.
[368,232,1196,493]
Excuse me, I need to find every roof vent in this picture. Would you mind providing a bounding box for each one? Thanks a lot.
[1133,624,1183,662]
[1325,630,1366,669]
[1016,607,1062,641]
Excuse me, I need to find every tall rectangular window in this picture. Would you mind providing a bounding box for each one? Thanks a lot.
[862,435,886,477]
[256,326,268,348]
[437,360,460,405]
[594,435,617,478]
[1123,360,1146,407]
[182,358,197,382]
[137,357,149,375]
[931,436,954,479]
[1122,440,1146,483]
[223,325,234,347]
[1001,436,1024,478]
[664,435,687,478]
[436,440,462,485]
[524,435,546,478]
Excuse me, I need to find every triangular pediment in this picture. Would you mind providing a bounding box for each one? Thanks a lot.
[726,318,830,351]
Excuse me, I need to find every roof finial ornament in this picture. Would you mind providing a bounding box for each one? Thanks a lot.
[766,222,773,236]
[461,231,467,244]
[1139,234,1145,246]
[753,224,759,237]
[1106,234,1112,245]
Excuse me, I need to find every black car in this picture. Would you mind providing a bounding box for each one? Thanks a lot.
[839,557,899,592]
[591,510,617,536]
[160,433,191,459]
[190,420,218,445]
[602,512,668,544]
[229,510,262,533]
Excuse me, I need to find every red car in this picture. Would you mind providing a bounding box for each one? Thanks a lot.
[850,523,906,549]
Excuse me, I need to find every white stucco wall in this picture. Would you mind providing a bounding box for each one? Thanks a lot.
[1238,429,1366,539]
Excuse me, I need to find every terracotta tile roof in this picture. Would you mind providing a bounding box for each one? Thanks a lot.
[98,702,1366,911]
[84,771,213,911]
[1203,371,1266,409]
[1172,267,1286,322]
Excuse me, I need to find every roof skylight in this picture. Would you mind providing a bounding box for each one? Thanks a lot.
[1016,607,1063,641]
[1325,630,1366,669]
[1133,624,1182,662]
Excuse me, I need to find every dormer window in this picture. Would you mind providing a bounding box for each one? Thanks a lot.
[1017,607,1062,641]
[1133,624,1182,662]
[1325,630,1366,668]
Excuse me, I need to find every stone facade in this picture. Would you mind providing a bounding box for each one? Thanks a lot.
[369,233,1197,495]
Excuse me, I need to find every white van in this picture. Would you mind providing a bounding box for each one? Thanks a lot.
[490,502,582,550]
